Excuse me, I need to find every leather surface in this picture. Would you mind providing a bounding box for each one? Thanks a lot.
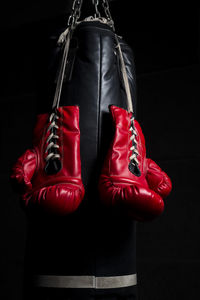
[11,106,85,215]
[99,106,172,221]
[23,21,139,298]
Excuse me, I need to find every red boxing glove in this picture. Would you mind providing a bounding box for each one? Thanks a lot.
[11,106,85,215]
[98,106,172,221]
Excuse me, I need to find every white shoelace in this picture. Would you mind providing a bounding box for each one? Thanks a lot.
[44,29,72,168]
[129,116,139,165]
[115,36,140,169]
[44,112,60,162]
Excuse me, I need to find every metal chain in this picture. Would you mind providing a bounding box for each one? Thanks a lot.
[102,0,113,22]
[96,0,115,30]
[67,0,114,30]
[67,0,83,28]
[93,0,101,18]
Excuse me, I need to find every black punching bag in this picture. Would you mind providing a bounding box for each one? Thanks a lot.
[24,6,138,300]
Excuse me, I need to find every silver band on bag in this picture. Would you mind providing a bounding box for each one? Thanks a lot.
[34,274,137,289]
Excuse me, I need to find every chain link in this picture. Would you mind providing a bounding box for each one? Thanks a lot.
[95,0,115,30]
[67,0,114,30]
[67,0,83,28]
[93,0,101,18]
[102,0,111,21]
[102,0,115,30]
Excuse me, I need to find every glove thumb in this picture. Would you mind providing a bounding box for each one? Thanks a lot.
[10,149,37,194]
[146,158,172,198]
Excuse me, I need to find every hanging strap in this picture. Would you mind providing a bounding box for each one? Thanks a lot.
[52,0,84,109]
[115,35,134,113]
[52,29,71,109]
[53,31,134,112]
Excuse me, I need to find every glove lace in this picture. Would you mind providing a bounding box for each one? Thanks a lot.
[129,115,138,164]
[45,110,60,163]
[128,115,141,176]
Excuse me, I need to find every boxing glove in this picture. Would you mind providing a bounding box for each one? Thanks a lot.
[98,105,172,221]
[10,106,85,215]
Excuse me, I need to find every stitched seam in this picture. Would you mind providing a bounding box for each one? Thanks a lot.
[94,33,103,290]
[97,34,102,157]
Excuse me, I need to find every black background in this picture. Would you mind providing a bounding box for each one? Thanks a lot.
[1,1,200,299]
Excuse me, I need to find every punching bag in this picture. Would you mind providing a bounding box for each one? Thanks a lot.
[23,1,139,299]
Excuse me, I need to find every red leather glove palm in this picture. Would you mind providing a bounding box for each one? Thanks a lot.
[98,106,172,221]
[11,106,85,215]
